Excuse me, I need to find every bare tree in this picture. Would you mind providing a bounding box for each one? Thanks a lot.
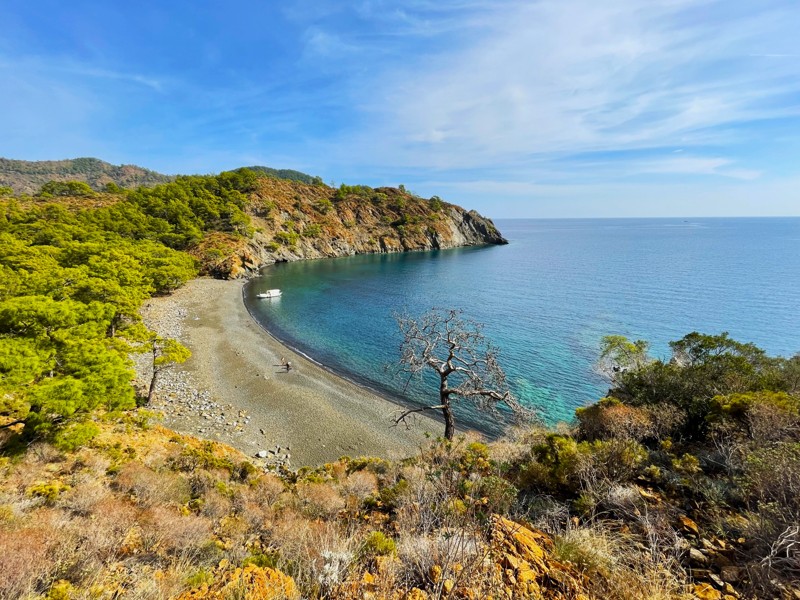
[393,308,525,440]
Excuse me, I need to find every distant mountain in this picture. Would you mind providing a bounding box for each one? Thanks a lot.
[0,158,324,195]
[0,157,174,195]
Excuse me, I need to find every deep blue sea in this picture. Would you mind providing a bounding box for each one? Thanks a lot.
[244,218,800,433]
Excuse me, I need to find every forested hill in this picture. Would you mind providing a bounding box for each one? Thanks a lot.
[0,167,506,278]
[0,157,173,195]
[0,157,325,195]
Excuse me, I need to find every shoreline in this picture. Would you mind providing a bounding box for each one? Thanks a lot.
[240,278,430,417]
[136,278,440,466]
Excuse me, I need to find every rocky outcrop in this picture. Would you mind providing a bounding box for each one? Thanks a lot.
[176,563,297,599]
[196,178,507,278]
[490,515,591,600]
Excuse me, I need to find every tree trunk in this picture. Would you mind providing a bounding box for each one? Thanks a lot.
[440,375,455,440]
[442,403,455,440]
[147,370,158,404]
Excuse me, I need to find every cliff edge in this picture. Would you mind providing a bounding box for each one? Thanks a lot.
[192,177,507,278]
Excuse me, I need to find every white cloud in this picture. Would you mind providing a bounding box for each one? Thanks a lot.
[344,0,800,172]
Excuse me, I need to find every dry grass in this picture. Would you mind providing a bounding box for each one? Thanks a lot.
[554,525,686,600]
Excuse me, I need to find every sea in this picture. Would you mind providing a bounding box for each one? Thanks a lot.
[244,218,800,433]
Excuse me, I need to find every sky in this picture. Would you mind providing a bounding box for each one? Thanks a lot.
[2,0,799,218]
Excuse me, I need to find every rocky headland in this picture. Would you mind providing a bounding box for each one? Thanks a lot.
[191,177,507,278]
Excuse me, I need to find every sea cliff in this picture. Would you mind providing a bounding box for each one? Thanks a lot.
[193,177,507,278]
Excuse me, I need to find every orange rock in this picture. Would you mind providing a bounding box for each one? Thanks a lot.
[693,583,722,600]
[176,564,297,600]
[490,515,591,599]
[681,515,701,536]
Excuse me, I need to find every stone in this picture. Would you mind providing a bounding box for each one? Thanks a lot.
[709,573,725,589]
[693,582,722,600]
[689,548,709,566]
[255,450,268,458]
[681,515,701,536]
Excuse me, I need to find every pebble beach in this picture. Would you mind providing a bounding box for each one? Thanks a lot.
[134,278,438,467]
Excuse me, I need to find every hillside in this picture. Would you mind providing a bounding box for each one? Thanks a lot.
[0,157,174,194]
[193,176,507,278]
[0,158,326,195]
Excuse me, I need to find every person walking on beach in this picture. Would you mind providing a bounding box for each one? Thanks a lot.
[285,361,292,372]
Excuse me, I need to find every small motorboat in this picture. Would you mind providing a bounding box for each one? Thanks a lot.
[257,289,282,299]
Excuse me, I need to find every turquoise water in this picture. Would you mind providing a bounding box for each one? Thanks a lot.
[244,218,800,433]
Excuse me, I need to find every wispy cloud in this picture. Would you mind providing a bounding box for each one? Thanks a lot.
[1,0,798,216]
[337,0,800,173]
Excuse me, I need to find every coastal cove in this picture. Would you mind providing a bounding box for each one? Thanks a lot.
[245,217,800,429]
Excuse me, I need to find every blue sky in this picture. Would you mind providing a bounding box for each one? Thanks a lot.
[2,0,799,217]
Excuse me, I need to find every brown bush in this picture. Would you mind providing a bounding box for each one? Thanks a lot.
[58,476,111,516]
[577,399,654,441]
[341,470,378,502]
[748,400,800,443]
[113,461,191,506]
[139,505,212,558]
[251,473,286,507]
[0,526,55,598]
[297,482,345,519]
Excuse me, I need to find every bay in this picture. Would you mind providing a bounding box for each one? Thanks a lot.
[244,217,800,432]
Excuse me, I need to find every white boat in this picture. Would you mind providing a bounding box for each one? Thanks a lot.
[256,289,282,299]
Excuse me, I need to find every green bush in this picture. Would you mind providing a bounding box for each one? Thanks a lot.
[39,180,96,197]
[53,421,100,451]
[303,223,322,238]
[362,531,396,557]
[27,480,70,503]
[274,230,299,246]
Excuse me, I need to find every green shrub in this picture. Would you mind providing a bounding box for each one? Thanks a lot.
[376,479,408,511]
[186,568,214,587]
[274,230,299,246]
[243,550,280,569]
[53,421,100,451]
[460,441,491,475]
[39,180,96,197]
[27,480,70,503]
[362,531,396,557]
[303,223,322,238]
[472,475,518,513]
[671,453,701,475]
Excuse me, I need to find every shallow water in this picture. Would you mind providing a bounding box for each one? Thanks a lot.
[245,218,800,432]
